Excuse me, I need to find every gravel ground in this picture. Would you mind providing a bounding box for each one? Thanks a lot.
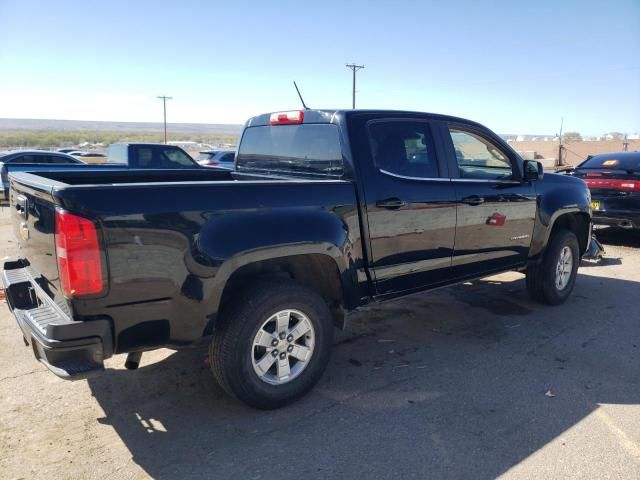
[0,205,638,480]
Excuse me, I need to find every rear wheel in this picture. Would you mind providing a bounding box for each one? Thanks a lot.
[210,280,333,409]
[526,229,580,305]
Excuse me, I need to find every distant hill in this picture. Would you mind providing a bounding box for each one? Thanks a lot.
[2,119,556,140]
[0,118,242,135]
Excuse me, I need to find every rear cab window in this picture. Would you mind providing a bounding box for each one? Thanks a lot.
[107,144,128,164]
[237,124,344,177]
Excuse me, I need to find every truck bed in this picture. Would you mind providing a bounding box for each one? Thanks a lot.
[7,169,361,370]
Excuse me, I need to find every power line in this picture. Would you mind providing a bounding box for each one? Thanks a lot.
[157,95,172,144]
[345,63,364,109]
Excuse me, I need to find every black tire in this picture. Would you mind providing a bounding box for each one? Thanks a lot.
[209,279,333,409]
[526,228,580,305]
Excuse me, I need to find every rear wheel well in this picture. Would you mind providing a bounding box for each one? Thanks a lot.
[549,212,590,255]
[218,254,345,329]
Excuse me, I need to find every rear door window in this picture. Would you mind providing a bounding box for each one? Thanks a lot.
[136,148,155,167]
[368,121,440,178]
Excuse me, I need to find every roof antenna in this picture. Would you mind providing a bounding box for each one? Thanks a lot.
[293,81,310,110]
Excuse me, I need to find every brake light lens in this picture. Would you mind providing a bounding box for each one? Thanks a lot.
[584,179,640,191]
[269,110,304,125]
[55,210,103,297]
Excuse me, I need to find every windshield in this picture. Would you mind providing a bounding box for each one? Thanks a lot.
[237,124,344,176]
[578,153,640,171]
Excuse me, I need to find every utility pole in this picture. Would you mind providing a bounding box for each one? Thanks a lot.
[623,133,629,151]
[157,95,172,144]
[557,117,564,167]
[345,63,365,109]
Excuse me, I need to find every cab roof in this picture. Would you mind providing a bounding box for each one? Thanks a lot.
[244,109,486,129]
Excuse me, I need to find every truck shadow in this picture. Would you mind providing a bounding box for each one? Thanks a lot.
[87,271,640,479]
[595,226,640,248]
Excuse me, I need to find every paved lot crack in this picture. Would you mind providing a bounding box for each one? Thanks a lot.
[0,370,40,383]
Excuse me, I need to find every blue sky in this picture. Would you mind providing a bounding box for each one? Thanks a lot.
[0,0,638,134]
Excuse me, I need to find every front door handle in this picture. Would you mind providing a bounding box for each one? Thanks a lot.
[461,195,485,206]
[376,198,407,210]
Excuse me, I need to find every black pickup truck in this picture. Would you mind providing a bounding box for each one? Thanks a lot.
[3,109,592,409]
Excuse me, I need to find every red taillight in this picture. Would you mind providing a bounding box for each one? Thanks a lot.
[584,179,640,191]
[206,161,219,166]
[55,210,103,297]
[269,110,304,125]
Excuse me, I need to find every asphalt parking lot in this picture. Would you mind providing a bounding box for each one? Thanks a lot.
[0,206,638,480]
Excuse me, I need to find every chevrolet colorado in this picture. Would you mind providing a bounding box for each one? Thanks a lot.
[2,109,592,408]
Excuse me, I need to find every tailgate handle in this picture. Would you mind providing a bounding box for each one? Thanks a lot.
[15,194,28,219]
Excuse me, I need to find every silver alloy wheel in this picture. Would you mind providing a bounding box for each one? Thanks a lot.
[555,245,574,291]
[251,309,315,385]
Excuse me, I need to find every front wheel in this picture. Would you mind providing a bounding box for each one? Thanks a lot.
[526,229,580,305]
[210,280,333,409]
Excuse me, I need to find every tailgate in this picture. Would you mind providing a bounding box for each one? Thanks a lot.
[8,174,63,303]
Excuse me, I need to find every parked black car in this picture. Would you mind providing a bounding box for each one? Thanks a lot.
[0,150,84,199]
[569,151,640,229]
[3,109,592,409]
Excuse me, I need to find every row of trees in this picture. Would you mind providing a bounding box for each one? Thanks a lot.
[0,130,239,149]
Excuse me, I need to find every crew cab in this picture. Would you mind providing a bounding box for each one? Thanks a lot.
[2,109,592,409]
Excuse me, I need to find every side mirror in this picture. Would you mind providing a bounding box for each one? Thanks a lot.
[523,160,544,181]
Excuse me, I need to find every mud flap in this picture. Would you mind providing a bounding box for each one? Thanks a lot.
[583,234,605,261]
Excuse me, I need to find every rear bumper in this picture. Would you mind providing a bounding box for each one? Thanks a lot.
[593,210,640,229]
[2,259,113,379]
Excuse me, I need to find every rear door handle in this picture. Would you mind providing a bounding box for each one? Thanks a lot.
[461,195,485,206]
[376,198,407,210]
